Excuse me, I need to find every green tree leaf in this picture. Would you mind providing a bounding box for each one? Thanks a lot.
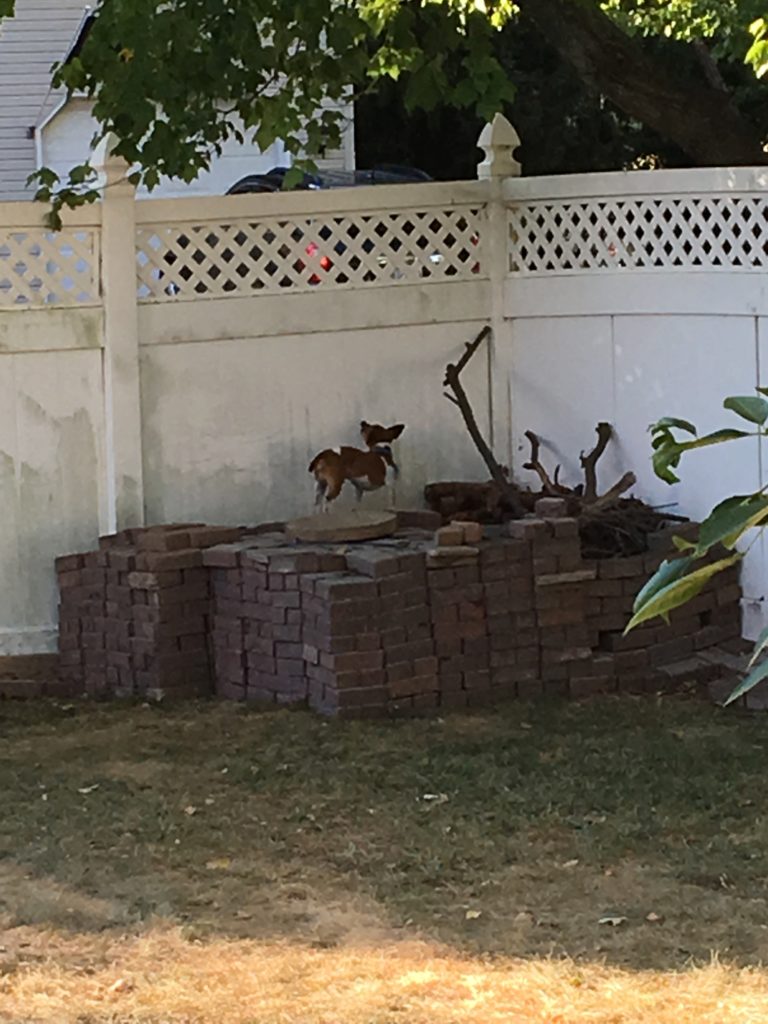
[626,553,743,632]
[723,395,768,425]
[747,624,768,668]
[723,658,768,706]
[632,556,694,615]
[652,428,752,484]
[652,416,698,436]
[693,493,768,555]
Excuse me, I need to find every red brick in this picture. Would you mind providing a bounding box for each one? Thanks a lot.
[464,669,491,690]
[270,591,302,609]
[387,661,414,683]
[533,556,559,575]
[55,553,85,573]
[396,509,442,531]
[148,582,209,605]
[717,584,742,608]
[356,633,382,651]
[321,650,385,672]
[344,550,402,578]
[389,675,438,698]
[203,545,243,568]
[435,637,462,657]
[332,669,387,689]
[463,636,490,655]
[479,563,512,582]
[598,556,646,580]
[138,529,193,552]
[459,601,485,622]
[275,657,305,678]
[273,624,303,643]
[440,690,469,709]
[138,549,204,572]
[507,519,549,543]
[58,570,84,590]
[216,679,247,700]
[414,655,438,675]
[386,639,434,663]
[184,526,242,549]
[649,637,695,666]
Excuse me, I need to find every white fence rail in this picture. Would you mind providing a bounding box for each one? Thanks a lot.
[2,150,768,654]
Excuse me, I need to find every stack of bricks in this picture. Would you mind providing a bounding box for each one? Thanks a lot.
[303,546,435,718]
[480,534,537,702]
[582,536,743,694]
[205,537,346,706]
[56,550,101,696]
[427,532,489,711]
[518,515,597,700]
[54,509,744,715]
[56,524,241,700]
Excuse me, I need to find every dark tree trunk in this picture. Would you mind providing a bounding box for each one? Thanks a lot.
[517,0,767,166]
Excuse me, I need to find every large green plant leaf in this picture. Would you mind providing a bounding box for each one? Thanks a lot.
[626,553,742,632]
[651,428,752,484]
[652,416,698,436]
[748,624,768,669]
[632,556,694,615]
[723,395,768,426]
[694,493,768,556]
[724,659,768,706]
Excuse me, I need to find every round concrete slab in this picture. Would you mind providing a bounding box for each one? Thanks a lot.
[286,510,398,543]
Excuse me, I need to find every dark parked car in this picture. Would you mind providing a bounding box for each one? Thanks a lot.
[153,163,478,296]
[225,164,433,195]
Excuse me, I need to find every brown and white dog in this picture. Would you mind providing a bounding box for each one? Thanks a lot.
[309,421,405,510]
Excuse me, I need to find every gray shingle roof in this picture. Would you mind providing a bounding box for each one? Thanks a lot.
[0,1,90,199]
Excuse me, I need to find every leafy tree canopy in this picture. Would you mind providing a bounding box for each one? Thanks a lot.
[0,1,765,215]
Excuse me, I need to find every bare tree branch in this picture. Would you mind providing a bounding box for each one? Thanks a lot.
[585,471,637,512]
[524,431,572,496]
[580,421,612,502]
[443,326,525,517]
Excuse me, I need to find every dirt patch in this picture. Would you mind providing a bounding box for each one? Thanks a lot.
[0,865,129,933]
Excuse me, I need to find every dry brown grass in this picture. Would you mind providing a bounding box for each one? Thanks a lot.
[3,927,768,1024]
[2,695,768,1022]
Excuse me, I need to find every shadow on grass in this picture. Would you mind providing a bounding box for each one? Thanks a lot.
[1,694,768,971]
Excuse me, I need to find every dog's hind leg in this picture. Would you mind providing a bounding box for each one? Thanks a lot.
[314,478,327,512]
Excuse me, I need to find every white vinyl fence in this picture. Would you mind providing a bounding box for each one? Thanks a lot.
[2,124,767,655]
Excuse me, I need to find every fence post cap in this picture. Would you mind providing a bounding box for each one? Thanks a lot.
[477,113,521,179]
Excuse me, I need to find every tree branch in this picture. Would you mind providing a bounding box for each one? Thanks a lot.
[443,327,525,517]
[517,0,767,166]
[692,39,729,95]
[586,471,637,512]
[524,430,571,496]
[580,421,612,502]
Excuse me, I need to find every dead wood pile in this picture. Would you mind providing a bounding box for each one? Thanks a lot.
[430,327,686,558]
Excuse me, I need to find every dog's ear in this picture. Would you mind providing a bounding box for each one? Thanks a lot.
[388,424,405,440]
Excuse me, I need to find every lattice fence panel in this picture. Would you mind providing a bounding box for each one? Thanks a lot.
[0,230,99,306]
[136,207,483,300]
[508,195,768,273]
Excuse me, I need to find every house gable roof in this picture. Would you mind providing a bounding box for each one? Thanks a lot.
[0,0,91,199]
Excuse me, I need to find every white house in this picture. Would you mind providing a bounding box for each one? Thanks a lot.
[0,0,356,202]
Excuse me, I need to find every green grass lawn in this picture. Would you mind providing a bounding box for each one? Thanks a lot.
[1,691,767,976]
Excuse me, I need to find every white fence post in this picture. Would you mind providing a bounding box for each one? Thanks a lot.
[97,135,145,532]
[477,113,521,464]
